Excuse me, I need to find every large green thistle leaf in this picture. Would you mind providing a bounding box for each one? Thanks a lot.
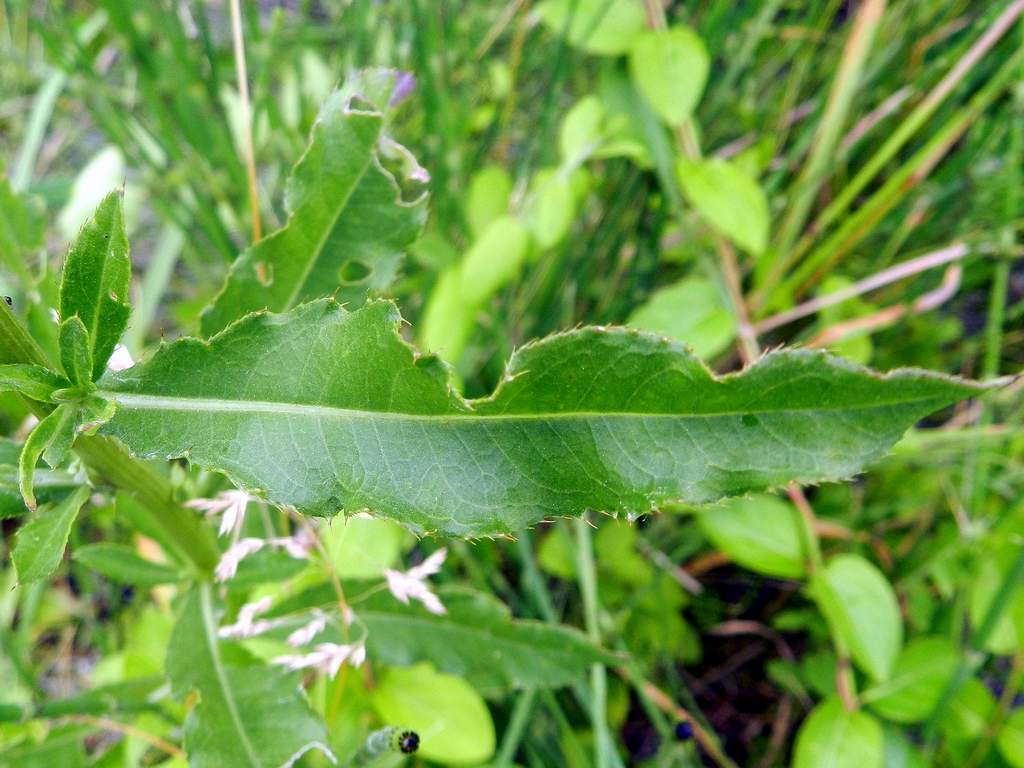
[97,299,982,537]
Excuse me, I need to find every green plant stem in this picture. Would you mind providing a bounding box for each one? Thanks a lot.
[773,0,887,258]
[11,70,66,192]
[0,300,219,573]
[494,688,536,767]
[575,516,611,768]
[758,0,1024,299]
[763,47,1024,309]
[924,547,1024,744]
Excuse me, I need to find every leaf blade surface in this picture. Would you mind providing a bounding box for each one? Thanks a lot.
[98,299,982,536]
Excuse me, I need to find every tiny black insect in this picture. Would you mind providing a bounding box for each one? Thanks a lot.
[397,730,420,754]
[674,721,693,742]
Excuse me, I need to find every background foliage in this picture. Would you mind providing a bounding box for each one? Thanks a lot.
[1,1,1022,766]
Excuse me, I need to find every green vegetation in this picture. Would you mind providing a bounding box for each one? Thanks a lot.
[0,1,1021,766]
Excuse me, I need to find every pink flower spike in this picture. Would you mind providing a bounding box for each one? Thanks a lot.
[272,641,365,677]
[286,611,327,647]
[384,548,448,615]
[215,538,265,582]
[187,489,254,538]
[218,597,274,639]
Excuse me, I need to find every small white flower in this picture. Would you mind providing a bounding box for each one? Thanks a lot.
[384,548,447,615]
[187,489,253,537]
[286,610,328,647]
[219,597,274,639]
[214,537,265,582]
[106,344,135,372]
[272,641,366,677]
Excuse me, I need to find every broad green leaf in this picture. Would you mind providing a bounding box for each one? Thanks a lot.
[359,587,618,695]
[12,486,90,583]
[998,709,1024,768]
[0,724,88,768]
[793,697,883,768]
[677,157,769,255]
[626,276,737,360]
[0,364,67,402]
[536,0,647,56]
[58,317,93,387]
[813,554,903,683]
[19,404,78,509]
[369,662,495,765]
[73,543,185,587]
[459,216,531,305]
[166,585,333,768]
[942,677,995,743]
[863,637,959,723]
[58,192,130,380]
[96,299,982,537]
[628,27,709,127]
[201,83,427,336]
[466,165,512,238]
[696,494,804,578]
[321,514,405,579]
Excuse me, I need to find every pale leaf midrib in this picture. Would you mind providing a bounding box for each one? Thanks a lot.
[96,389,949,421]
[198,584,261,768]
[280,124,379,313]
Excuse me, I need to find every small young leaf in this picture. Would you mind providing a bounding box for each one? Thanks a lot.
[629,27,709,127]
[201,79,427,336]
[370,662,495,765]
[58,316,94,387]
[626,276,737,360]
[73,543,185,587]
[12,486,90,583]
[535,0,647,56]
[528,171,575,250]
[58,191,130,380]
[677,157,770,255]
[560,95,605,162]
[813,554,903,682]
[459,216,531,305]
[95,299,984,537]
[358,587,620,695]
[0,364,68,402]
[19,404,78,510]
[863,637,959,723]
[466,165,512,237]
[697,494,805,578]
[166,585,333,768]
[793,697,883,768]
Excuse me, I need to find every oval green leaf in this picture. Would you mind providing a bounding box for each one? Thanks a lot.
[793,697,883,768]
[629,27,709,127]
[677,157,769,255]
[369,662,495,765]
[697,494,804,578]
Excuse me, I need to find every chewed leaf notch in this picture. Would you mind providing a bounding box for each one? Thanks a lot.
[200,71,428,337]
[97,298,984,537]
